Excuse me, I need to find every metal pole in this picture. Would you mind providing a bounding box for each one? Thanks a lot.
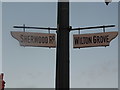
[56,0,69,90]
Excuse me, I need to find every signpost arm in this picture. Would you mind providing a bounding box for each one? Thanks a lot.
[71,25,115,31]
[56,0,69,89]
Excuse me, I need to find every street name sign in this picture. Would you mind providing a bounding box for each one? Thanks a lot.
[11,31,56,47]
[73,32,118,48]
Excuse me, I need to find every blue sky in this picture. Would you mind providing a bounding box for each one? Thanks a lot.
[0,1,1,73]
[2,2,118,88]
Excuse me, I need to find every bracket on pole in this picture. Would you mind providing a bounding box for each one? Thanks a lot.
[103,25,106,32]
[23,24,26,32]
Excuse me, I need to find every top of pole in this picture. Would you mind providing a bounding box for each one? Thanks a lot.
[58,0,69,2]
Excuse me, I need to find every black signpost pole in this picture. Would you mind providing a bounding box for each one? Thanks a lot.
[56,0,70,90]
[12,1,117,89]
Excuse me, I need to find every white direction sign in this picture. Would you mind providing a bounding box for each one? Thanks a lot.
[73,32,118,48]
[11,31,56,47]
